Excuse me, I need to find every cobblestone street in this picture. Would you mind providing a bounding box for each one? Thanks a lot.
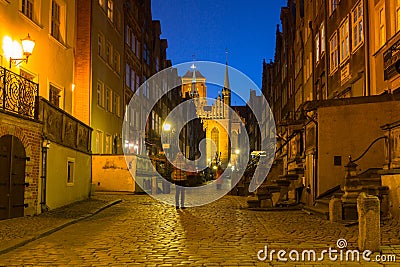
[0,194,399,266]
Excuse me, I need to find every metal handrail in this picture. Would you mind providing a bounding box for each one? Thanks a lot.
[350,136,388,163]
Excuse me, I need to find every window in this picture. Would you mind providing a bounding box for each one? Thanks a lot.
[97,81,104,107]
[211,127,219,155]
[107,0,113,21]
[130,68,136,90]
[330,33,339,72]
[352,2,364,50]
[106,88,112,112]
[113,93,120,117]
[95,131,103,154]
[126,26,132,46]
[49,84,61,107]
[105,134,112,154]
[98,33,104,57]
[329,0,337,15]
[105,43,112,65]
[21,0,34,20]
[98,0,104,9]
[339,18,349,63]
[396,0,400,32]
[320,23,326,54]
[114,51,120,73]
[67,159,75,185]
[377,5,386,48]
[51,1,61,41]
[126,64,131,88]
[315,32,320,63]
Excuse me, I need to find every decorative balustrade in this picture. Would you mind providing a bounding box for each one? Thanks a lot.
[0,66,39,119]
[382,120,400,169]
[38,97,92,154]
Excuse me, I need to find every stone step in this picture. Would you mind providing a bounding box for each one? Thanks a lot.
[302,205,329,220]
[315,198,330,209]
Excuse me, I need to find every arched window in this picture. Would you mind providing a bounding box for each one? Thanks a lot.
[211,127,219,156]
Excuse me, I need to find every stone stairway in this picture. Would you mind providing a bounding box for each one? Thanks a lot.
[303,185,343,220]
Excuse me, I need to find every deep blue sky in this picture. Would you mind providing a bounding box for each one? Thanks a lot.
[151,0,286,104]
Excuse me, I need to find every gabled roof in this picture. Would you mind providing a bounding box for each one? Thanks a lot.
[182,70,205,79]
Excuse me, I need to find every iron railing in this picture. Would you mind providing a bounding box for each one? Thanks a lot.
[0,66,39,119]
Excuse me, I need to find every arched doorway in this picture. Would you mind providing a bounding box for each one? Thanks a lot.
[0,135,27,220]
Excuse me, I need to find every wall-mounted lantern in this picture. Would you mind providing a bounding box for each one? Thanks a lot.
[9,34,35,68]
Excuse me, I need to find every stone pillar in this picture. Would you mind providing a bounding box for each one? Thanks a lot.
[276,179,291,204]
[329,196,342,222]
[341,159,362,220]
[358,192,380,252]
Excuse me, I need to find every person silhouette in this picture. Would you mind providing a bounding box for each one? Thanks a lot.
[171,154,188,209]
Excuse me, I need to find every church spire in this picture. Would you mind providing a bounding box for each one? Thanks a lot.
[224,50,230,90]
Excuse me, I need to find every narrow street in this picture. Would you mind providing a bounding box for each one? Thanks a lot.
[0,194,398,266]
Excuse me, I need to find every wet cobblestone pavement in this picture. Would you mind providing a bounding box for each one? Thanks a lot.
[0,193,399,266]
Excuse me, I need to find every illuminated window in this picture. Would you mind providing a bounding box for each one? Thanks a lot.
[21,0,34,20]
[107,0,113,21]
[339,18,349,63]
[352,2,364,50]
[98,0,104,9]
[330,32,339,72]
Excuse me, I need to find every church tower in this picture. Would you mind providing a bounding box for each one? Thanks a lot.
[222,52,231,118]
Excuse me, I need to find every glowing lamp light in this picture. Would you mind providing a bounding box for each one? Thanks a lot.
[235,149,240,155]
[7,34,35,68]
[163,123,171,132]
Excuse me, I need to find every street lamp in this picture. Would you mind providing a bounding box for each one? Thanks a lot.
[163,123,172,157]
[163,123,171,132]
[9,34,35,68]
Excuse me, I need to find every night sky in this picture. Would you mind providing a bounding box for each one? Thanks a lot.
[151,0,286,104]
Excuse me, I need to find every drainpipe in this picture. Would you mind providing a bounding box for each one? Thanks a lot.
[324,0,329,99]
[309,21,319,201]
[40,138,50,212]
[363,0,371,96]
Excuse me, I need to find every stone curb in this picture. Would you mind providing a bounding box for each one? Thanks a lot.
[0,199,122,255]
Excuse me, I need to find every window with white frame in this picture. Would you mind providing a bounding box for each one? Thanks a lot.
[377,5,386,48]
[330,32,339,72]
[396,0,400,32]
[315,32,320,63]
[339,17,349,63]
[352,2,364,50]
[107,0,113,21]
[97,81,104,107]
[67,158,75,185]
[320,22,326,54]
